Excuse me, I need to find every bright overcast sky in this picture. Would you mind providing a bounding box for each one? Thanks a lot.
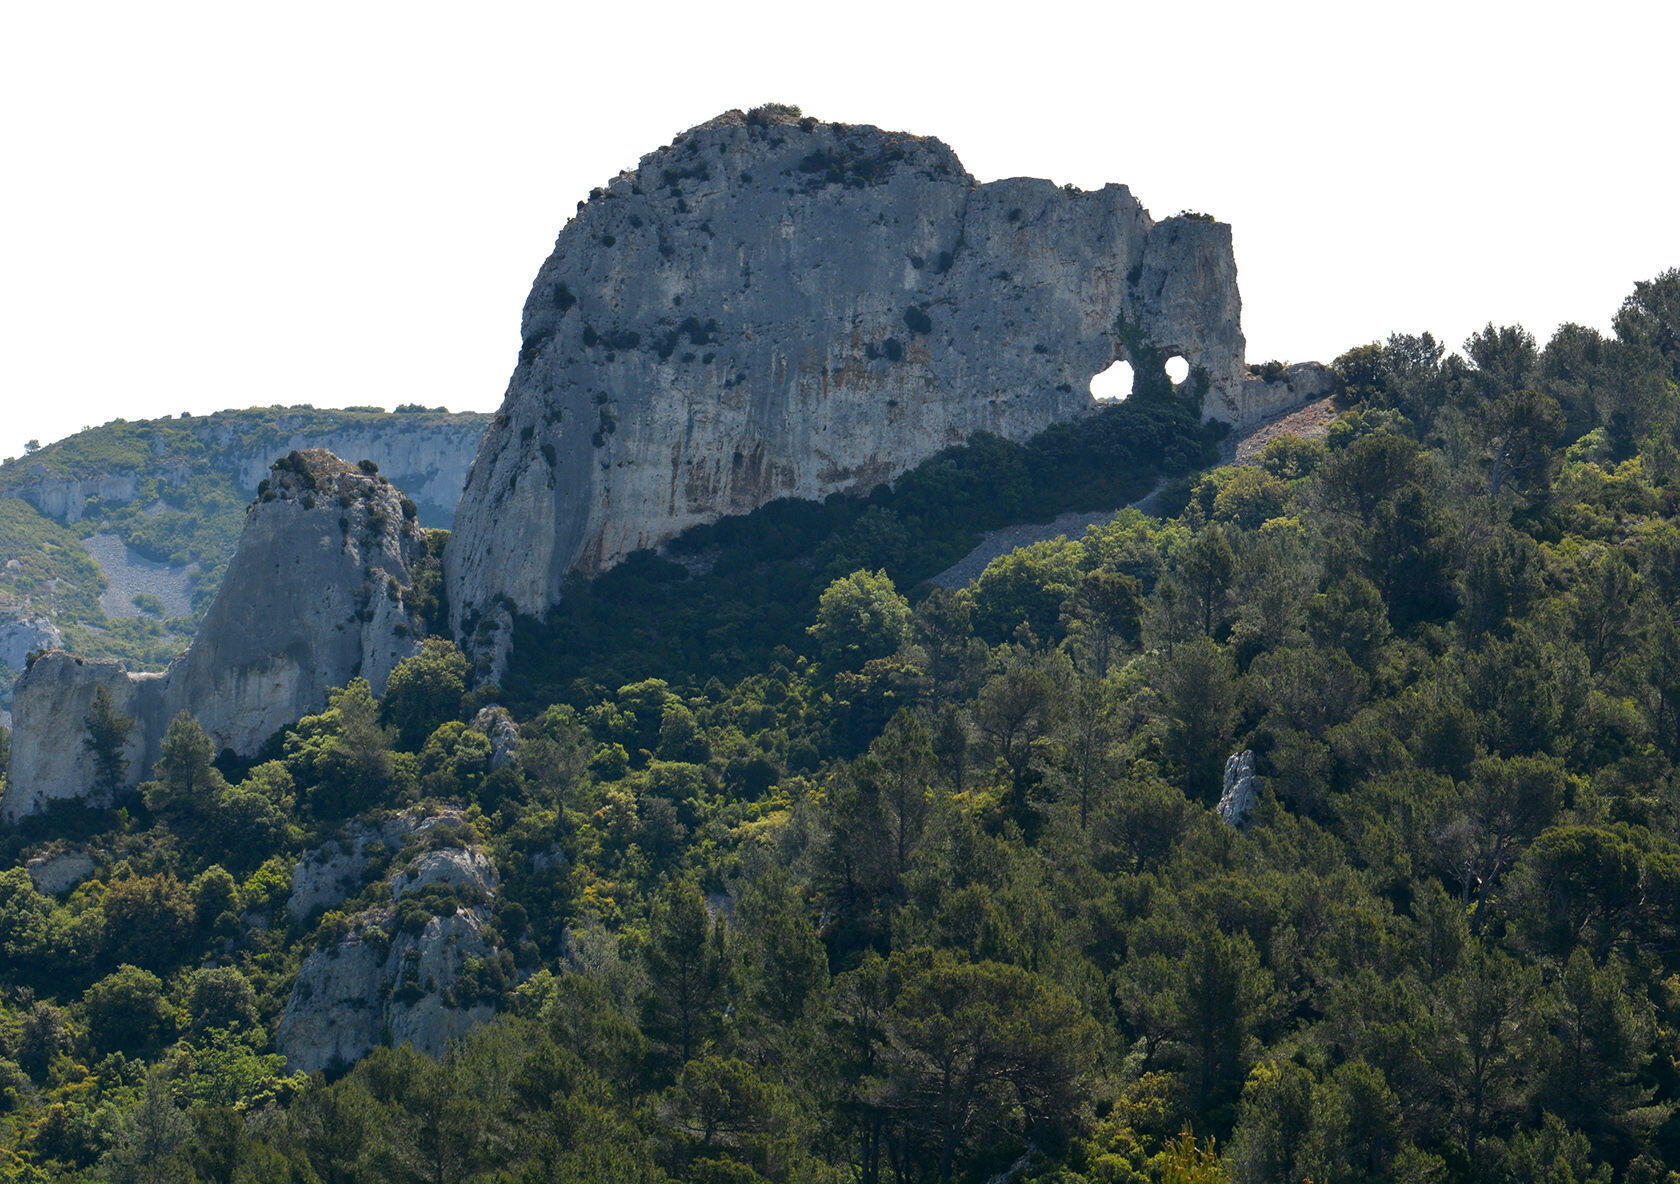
[3,1,1677,461]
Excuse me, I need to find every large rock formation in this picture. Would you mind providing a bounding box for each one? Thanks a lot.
[276,810,506,1072]
[0,615,62,674]
[446,107,1263,649]
[2,451,428,820]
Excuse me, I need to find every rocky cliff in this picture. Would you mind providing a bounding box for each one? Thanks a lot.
[276,809,507,1072]
[446,107,1262,652]
[2,450,429,819]
[0,407,487,705]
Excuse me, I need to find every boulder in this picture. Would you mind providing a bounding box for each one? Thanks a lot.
[25,848,96,895]
[470,705,520,770]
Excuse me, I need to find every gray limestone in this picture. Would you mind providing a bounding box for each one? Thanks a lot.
[446,108,1270,655]
[25,849,97,895]
[2,451,429,820]
[275,822,503,1073]
[1217,749,1261,828]
[0,615,63,672]
[470,705,521,770]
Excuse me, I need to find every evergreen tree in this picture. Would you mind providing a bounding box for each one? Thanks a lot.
[83,684,131,799]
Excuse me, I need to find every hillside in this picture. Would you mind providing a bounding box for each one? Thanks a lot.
[0,405,486,706]
[0,270,1677,1182]
[1,87,1678,1182]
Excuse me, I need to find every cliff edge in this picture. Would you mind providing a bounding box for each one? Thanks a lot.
[445,107,1257,657]
[3,451,429,819]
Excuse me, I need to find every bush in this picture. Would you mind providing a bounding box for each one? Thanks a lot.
[83,965,172,1056]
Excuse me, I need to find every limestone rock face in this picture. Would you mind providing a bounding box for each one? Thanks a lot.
[2,451,429,820]
[207,418,486,524]
[13,473,140,524]
[5,413,487,529]
[288,811,440,922]
[1217,749,1260,828]
[25,848,97,895]
[275,820,504,1073]
[470,706,521,770]
[0,615,64,673]
[446,108,1258,646]
[2,654,161,818]
[1241,361,1338,427]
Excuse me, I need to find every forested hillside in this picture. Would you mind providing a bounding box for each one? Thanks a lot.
[2,273,1680,1183]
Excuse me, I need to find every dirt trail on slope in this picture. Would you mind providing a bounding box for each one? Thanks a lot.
[927,397,1340,589]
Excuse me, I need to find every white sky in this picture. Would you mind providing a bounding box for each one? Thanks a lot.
[3,1,1678,462]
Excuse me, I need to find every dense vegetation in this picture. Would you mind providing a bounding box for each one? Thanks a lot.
[0,406,483,681]
[3,273,1680,1182]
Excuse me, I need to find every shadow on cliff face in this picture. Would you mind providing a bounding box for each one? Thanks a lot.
[495,386,1226,718]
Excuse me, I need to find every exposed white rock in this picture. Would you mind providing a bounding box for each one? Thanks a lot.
[13,471,140,523]
[213,422,484,523]
[288,808,471,921]
[470,705,520,770]
[288,826,396,923]
[392,846,499,900]
[276,833,504,1073]
[1217,749,1260,828]
[25,849,96,895]
[0,615,63,671]
[2,451,429,820]
[446,108,1286,660]
[2,655,159,817]
[1240,361,1339,426]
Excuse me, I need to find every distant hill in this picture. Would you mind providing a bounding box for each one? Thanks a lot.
[0,405,487,703]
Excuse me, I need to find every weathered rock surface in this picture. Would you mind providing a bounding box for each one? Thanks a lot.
[1217,749,1260,828]
[1240,361,1338,429]
[25,848,97,895]
[287,810,465,922]
[446,107,1273,652]
[470,705,521,770]
[2,451,429,820]
[208,418,485,525]
[13,473,141,524]
[0,615,63,672]
[3,410,487,529]
[276,820,504,1073]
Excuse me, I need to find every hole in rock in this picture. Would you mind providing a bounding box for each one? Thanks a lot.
[1164,355,1190,385]
[1089,359,1134,401]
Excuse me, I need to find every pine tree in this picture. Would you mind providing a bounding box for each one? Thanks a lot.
[83,685,132,799]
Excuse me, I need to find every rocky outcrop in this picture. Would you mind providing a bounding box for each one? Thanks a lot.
[1,451,429,820]
[3,655,161,815]
[470,706,520,770]
[25,848,97,895]
[0,615,63,672]
[1240,361,1338,428]
[276,818,506,1072]
[3,410,488,529]
[288,810,457,922]
[446,108,1270,653]
[13,473,140,524]
[206,417,486,525]
[1217,749,1260,828]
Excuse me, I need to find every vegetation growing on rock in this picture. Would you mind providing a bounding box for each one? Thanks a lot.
[2,276,1680,1180]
